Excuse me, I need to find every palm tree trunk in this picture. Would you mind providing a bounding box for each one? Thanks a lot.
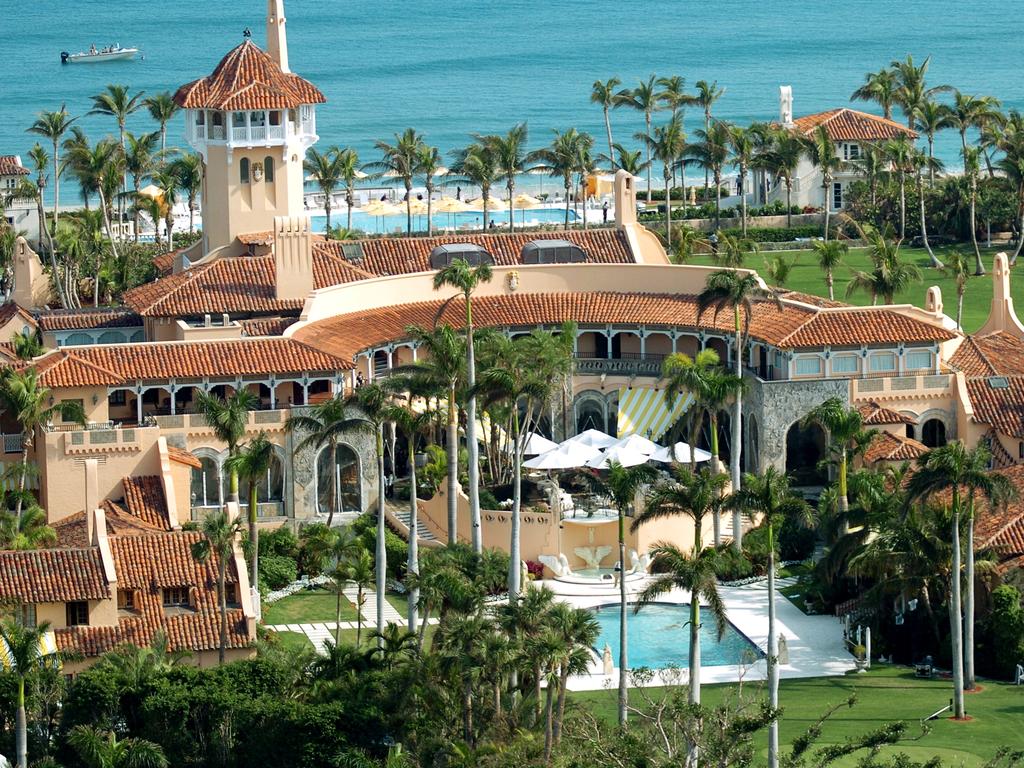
[786,182,793,228]
[950,499,966,718]
[357,584,364,646]
[564,181,571,230]
[325,199,333,237]
[96,188,120,307]
[347,188,354,232]
[604,107,615,169]
[918,172,942,268]
[509,416,523,601]
[665,171,672,248]
[463,676,474,744]
[249,480,259,591]
[898,174,907,240]
[52,142,61,235]
[218,560,227,663]
[553,666,570,746]
[466,302,482,554]
[689,596,701,704]
[827,270,835,302]
[1011,201,1024,265]
[407,435,419,633]
[446,390,459,544]
[823,175,831,242]
[543,668,556,763]
[427,183,434,236]
[970,174,984,275]
[740,166,748,237]
[375,425,387,649]
[508,181,516,234]
[958,288,965,331]
[617,508,629,726]
[15,442,30,521]
[417,605,431,652]
[767,526,780,768]
[16,677,26,768]
[335,587,343,645]
[327,442,338,527]
[714,170,722,230]
[838,453,849,536]
[406,181,413,234]
[482,191,490,231]
[965,497,976,690]
[731,309,744,549]
[709,415,723,546]
[35,192,67,307]
[645,113,653,204]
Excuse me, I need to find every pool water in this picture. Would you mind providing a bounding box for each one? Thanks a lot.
[593,603,763,669]
[311,207,575,234]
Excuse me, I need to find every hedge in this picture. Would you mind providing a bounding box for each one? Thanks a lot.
[720,225,822,242]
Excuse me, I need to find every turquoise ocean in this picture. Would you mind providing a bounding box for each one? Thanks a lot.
[3,0,1022,203]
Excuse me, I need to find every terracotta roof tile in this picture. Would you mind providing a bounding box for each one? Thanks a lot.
[174,40,325,111]
[777,290,850,309]
[34,337,351,387]
[0,302,35,328]
[966,376,1024,438]
[240,317,294,337]
[34,307,141,332]
[167,446,202,470]
[122,476,172,531]
[237,231,275,246]
[53,504,166,548]
[778,308,954,348]
[0,156,28,177]
[950,331,1024,377]
[152,250,177,277]
[863,431,928,464]
[0,548,108,602]
[791,109,918,142]
[857,401,914,425]
[974,464,1024,558]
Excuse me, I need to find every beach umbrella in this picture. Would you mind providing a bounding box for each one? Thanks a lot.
[435,196,474,213]
[650,442,714,464]
[523,432,558,456]
[585,443,651,469]
[362,200,402,216]
[562,428,617,449]
[513,193,542,208]
[609,433,663,456]
[524,442,602,469]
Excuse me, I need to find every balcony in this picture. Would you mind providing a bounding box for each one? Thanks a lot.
[574,353,665,377]
[186,109,314,150]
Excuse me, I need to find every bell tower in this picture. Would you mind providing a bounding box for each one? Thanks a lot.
[267,0,289,73]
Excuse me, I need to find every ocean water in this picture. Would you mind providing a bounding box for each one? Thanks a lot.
[3,0,1022,203]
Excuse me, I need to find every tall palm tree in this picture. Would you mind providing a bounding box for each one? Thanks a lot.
[633,465,729,706]
[591,78,622,169]
[304,147,345,237]
[638,116,685,246]
[698,271,782,541]
[195,388,257,508]
[694,80,725,193]
[600,143,649,179]
[449,142,498,231]
[21,145,67,306]
[89,85,145,222]
[418,143,443,236]
[851,67,898,120]
[224,432,275,589]
[891,55,949,131]
[615,76,659,203]
[434,259,493,554]
[124,131,159,243]
[728,124,758,236]
[340,546,374,646]
[686,120,731,229]
[941,249,972,330]
[333,148,360,232]
[66,137,124,302]
[963,146,985,275]
[763,127,804,227]
[913,99,951,183]
[0,618,65,768]
[910,148,946,268]
[0,369,85,519]
[546,604,600,751]
[170,153,203,235]
[811,240,847,301]
[67,725,168,768]
[191,509,244,664]
[845,226,922,304]
[143,91,179,154]
[882,135,916,241]
[802,124,845,240]
[996,129,1024,264]
[729,468,810,768]
[368,128,424,234]
[657,75,691,189]
[26,106,76,234]
[531,128,593,230]
[484,124,530,233]
[287,394,366,527]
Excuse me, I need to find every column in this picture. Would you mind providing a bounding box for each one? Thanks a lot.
[270,381,277,410]
[606,327,613,359]
[135,387,143,425]
[170,385,177,416]
[411,344,418,363]
[639,331,646,358]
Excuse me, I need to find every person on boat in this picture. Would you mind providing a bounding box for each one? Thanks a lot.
[90,44,97,54]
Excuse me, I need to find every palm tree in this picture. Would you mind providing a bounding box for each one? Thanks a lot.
[418,143,443,236]
[891,55,949,131]
[940,249,973,331]
[124,131,159,242]
[803,124,845,240]
[638,116,685,246]
[615,76,660,203]
[686,120,732,229]
[851,67,898,120]
[224,432,275,589]
[438,612,493,745]
[698,270,782,541]
[304,147,345,237]
[911,148,945,268]
[729,468,810,768]
[20,145,66,305]
[882,135,916,241]
[633,466,729,706]
[332,148,361,232]
[195,388,257,508]
[66,137,124,303]
[591,78,622,170]
[729,125,758,236]
[434,258,493,554]
[811,240,847,301]
[0,618,65,768]
[600,143,649,179]
[169,153,203,235]
[191,510,244,663]
[449,142,498,231]
[287,394,366,527]
[996,130,1024,264]
[694,80,725,193]
[367,128,423,234]
[10,330,42,361]
[531,128,593,230]
[763,127,805,227]
[484,124,530,233]
[845,226,922,305]
[339,546,374,646]
[913,99,951,182]
[67,725,168,768]
[143,92,179,155]
[0,369,85,519]
[963,146,985,275]
[89,84,145,221]
[26,106,76,234]
[546,603,600,753]
[303,525,364,644]
[0,503,57,551]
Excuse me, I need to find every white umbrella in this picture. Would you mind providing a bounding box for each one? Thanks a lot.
[524,442,602,469]
[585,443,652,469]
[523,432,558,456]
[650,442,714,464]
[609,433,664,456]
[562,428,617,449]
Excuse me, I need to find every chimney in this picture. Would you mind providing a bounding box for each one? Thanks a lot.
[267,0,290,73]
[274,216,314,300]
[780,85,794,127]
[613,169,637,228]
[84,458,99,542]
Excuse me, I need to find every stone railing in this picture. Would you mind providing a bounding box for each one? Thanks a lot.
[851,372,953,400]
[574,355,664,377]
[64,427,141,455]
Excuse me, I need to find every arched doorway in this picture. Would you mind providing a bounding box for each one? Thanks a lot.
[575,395,607,434]
[316,444,361,516]
[786,421,827,486]
[921,419,947,448]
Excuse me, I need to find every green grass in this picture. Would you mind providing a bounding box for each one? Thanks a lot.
[780,582,810,614]
[387,593,410,619]
[684,245,1022,333]
[572,666,1024,766]
[262,587,358,625]
[270,630,313,654]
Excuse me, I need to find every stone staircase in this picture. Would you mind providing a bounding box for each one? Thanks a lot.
[387,502,439,544]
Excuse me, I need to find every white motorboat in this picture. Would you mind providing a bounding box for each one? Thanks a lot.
[61,46,139,64]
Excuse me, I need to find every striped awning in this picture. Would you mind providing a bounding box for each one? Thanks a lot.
[616,387,693,440]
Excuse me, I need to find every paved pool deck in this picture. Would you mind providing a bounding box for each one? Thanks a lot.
[543,575,856,692]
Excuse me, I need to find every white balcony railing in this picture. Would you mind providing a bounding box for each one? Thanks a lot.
[188,110,310,148]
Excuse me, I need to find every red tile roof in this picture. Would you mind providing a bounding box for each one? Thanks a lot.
[966,376,1024,438]
[122,476,172,531]
[0,156,28,177]
[240,317,294,337]
[863,431,928,464]
[123,248,373,317]
[975,464,1024,559]
[53,504,166,549]
[950,331,1024,377]
[0,548,108,602]
[857,401,914,425]
[777,308,954,348]
[0,302,35,328]
[174,40,325,111]
[34,307,141,332]
[777,291,850,309]
[34,337,351,387]
[791,109,918,142]
[167,446,202,470]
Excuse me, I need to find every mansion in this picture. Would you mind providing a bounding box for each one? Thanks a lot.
[1,0,1024,667]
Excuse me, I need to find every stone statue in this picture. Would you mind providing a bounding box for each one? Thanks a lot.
[574,546,612,570]
[778,633,789,665]
[602,644,614,676]
[779,85,794,126]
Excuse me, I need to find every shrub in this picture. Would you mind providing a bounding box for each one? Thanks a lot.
[721,225,822,242]
[986,585,1024,679]
[260,554,298,591]
[479,487,500,510]
[259,526,299,560]
[779,516,817,561]
[712,544,754,581]
[525,560,544,580]
[351,513,408,579]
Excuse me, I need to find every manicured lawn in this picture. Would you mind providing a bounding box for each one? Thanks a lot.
[684,245,1023,333]
[271,630,313,654]
[262,587,358,625]
[572,666,1024,766]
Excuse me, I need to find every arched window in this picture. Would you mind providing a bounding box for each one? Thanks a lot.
[786,421,827,486]
[921,419,947,448]
[576,400,606,434]
[190,457,221,511]
[316,445,360,516]
[65,332,92,346]
[255,452,285,503]
[97,331,126,345]
[263,156,275,183]
[240,158,250,184]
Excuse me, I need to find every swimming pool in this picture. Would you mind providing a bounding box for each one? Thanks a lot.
[592,602,763,669]
[311,206,576,234]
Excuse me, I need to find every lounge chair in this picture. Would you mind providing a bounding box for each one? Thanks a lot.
[914,655,934,678]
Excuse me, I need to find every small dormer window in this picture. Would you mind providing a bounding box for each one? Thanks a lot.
[163,586,191,608]
[66,601,89,627]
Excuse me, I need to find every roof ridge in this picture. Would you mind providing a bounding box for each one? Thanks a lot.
[966,335,999,376]
[37,349,123,380]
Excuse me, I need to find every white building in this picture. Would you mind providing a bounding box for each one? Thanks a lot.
[0,155,35,240]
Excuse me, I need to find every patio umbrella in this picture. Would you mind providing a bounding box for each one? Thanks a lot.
[435,196,473,213]
[524,442,602,469]
[523,432,558,456]
[562,428,617,449]
[608,433,663,456]
[650,442,714,464]
[585,443,652,469]
[512,193,542,225]
[361,200,403,234]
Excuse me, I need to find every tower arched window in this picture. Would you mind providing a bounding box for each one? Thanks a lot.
[239,158,250,184]
[264,156,275,183]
